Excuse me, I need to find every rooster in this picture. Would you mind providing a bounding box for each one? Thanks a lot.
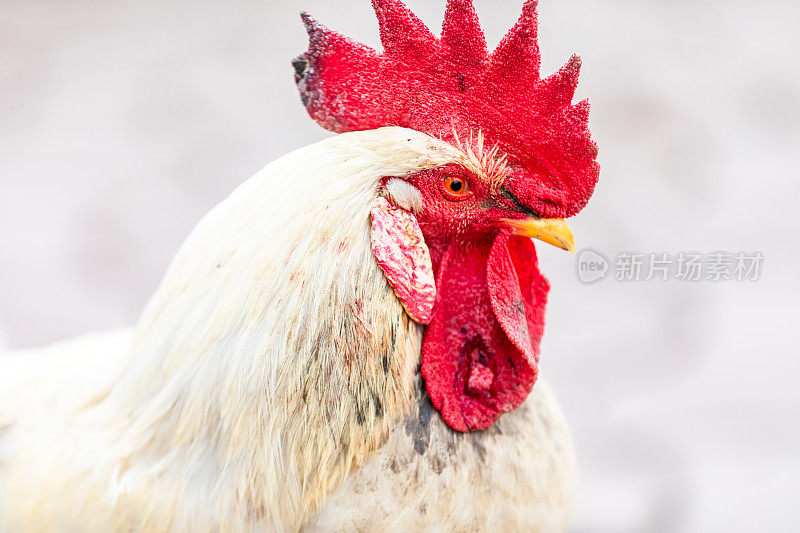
[0,0,598,531]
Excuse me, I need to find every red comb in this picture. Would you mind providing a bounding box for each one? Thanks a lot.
[293,0,599,218]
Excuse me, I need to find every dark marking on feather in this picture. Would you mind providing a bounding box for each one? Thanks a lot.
[387,456,401,474]
[472,439,487,463]
[428,454,445,475]
[445,434,459,457]
[373,392,384,419]
[355,405,366,425]
[404,379,434,455]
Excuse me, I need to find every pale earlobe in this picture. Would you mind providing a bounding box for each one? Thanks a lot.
[370,196,436,324]
[384,178,422,213]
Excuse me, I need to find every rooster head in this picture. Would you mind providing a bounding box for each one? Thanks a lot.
[294,0,599,431]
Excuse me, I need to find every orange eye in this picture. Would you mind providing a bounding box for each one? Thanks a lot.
[443,175,470,198]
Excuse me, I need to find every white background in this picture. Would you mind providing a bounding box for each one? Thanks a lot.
[1,1,798,530]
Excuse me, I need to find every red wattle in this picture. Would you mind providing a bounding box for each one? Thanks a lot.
[421,230,549,431]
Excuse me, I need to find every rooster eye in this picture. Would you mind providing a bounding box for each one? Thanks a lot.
[443,176,470,198]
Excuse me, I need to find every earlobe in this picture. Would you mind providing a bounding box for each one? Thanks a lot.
[370,196,436,324]
[384,178,422,213]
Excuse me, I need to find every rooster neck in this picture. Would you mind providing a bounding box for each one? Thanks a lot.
[84,127,465,530]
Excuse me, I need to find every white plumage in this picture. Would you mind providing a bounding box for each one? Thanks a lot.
[0,128,576,532]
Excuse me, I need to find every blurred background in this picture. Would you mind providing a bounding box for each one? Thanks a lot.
[1,0,797,531]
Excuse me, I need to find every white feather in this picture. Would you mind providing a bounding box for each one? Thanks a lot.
[0,127,462,531]
[384,178,423,213]
[0,126,577,532]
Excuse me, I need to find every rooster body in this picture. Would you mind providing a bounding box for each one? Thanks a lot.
[0,129,577,532]
[1,0,600,529]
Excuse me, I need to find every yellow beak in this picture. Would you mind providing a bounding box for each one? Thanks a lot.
[501,217,575,253]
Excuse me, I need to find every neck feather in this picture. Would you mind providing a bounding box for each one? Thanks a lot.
[97,127,457,528]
